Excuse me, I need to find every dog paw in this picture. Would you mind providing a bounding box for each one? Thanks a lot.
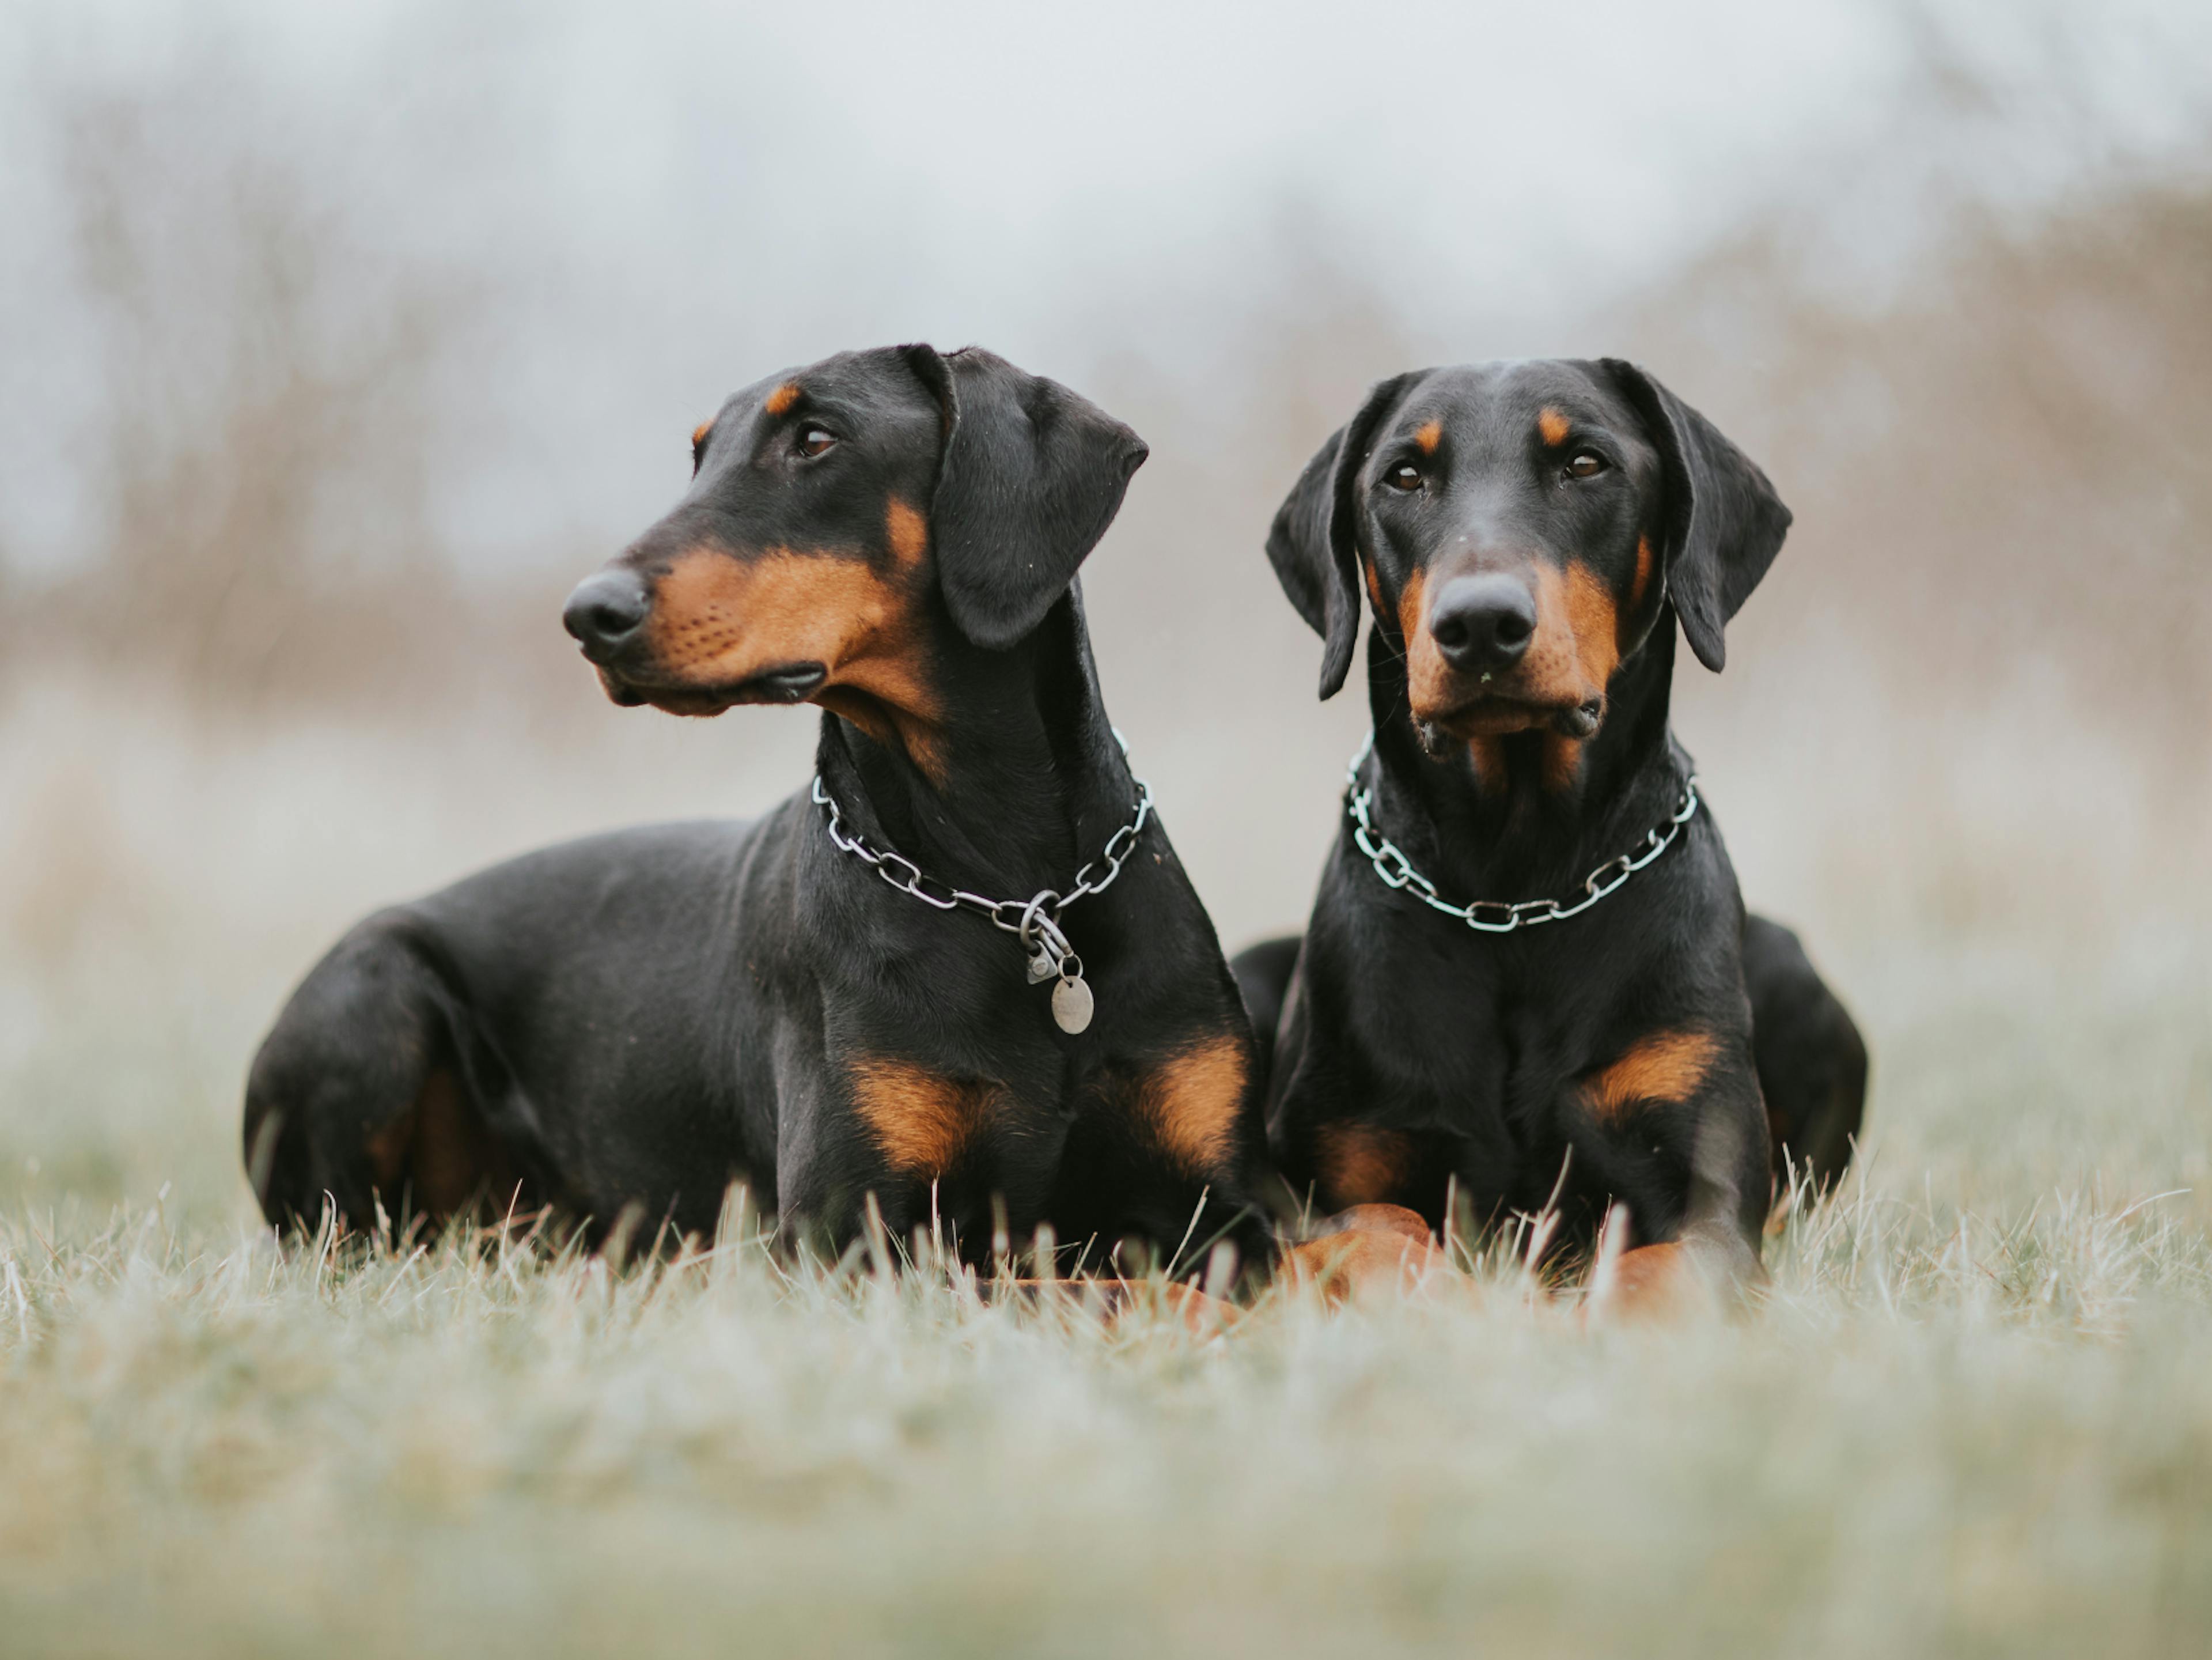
[1580,1241,1722,1328]
[1281,1209,1452,1306]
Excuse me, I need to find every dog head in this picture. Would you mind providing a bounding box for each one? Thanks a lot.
[1266,359,1789,750]
[564,345,1147,773]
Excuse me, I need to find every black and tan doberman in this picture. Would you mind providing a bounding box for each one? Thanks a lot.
[244,345,1267,1279]
[1235,359,1867,1318]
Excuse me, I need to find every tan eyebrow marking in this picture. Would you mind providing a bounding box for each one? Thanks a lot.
[1537,407,1571,446]
[764,381,801,416]
[1414,419,1442,455]
[691,420,712,448]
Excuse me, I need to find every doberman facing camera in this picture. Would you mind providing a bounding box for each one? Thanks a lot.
[244,345,1267,1277]
[1235,359,1867,1319]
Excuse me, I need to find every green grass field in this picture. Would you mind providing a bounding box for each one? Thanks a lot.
[3,931,2208,1659]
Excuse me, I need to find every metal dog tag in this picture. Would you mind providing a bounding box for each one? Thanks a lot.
[1027,948,1058,984]
[1051,972,1094,1034]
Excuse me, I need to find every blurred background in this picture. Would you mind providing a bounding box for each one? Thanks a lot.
[2,0,2207,1224]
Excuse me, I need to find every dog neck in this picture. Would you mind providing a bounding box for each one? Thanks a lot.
[1363,615,1689,903]
[813,584,1138,903]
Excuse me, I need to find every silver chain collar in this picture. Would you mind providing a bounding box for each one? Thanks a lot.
[1344,731,1698,933]
[808,746,1153,1034]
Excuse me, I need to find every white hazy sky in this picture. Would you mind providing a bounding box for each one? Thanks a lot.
[2,0,2207,566]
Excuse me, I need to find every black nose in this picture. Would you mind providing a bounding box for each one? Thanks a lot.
[1427,573,1537,673]
[563,569,650,658]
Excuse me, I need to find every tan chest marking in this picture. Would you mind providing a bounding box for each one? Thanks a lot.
[1581,1030,1719,1121]
[1312,1120,1413,1209]
[1540,733,1584,794]
[1467,733,1508,790]
[1132,1035,1248,1176]
[849,1059,1005,1176]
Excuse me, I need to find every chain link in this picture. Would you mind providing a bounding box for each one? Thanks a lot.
[1343,732,1698,933]
[809,751,1153,966]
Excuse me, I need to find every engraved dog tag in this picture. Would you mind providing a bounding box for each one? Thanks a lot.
[1051,973,1094,1034]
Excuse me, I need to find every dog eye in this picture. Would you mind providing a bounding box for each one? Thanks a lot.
[690,422,712,472]
[1567,451,1608,479]
[1385,463,1423,492]
[797,428,837,459]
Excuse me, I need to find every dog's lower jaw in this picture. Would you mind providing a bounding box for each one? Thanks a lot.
[1411,694,1605,757]
[596,667,647,707]
[597,660,835,719]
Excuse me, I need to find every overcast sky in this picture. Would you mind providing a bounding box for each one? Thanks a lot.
[3,0,2207,569]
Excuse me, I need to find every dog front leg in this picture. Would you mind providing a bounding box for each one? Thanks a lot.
[1581,1080,1770,1326]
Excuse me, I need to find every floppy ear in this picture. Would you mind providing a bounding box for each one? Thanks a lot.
[1600,359,1791,673]
[1264,372,1420,699]
[898,343,1148,649]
